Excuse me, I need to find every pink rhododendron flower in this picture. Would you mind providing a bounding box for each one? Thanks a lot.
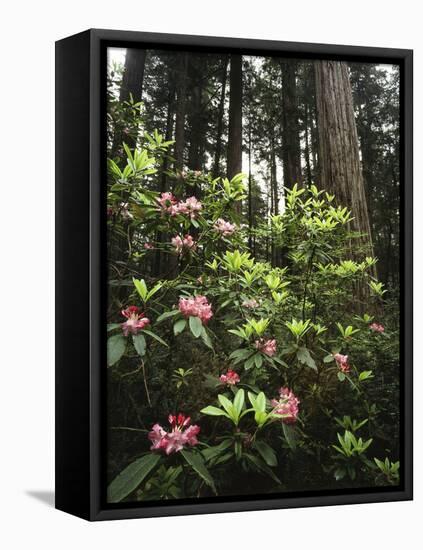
[219,369,240,385]
[370,322,385,333]
[121,306,150,336]
[213,218,236,236]
[193,170,202,177]
[178,295,213,324]
[177,196,202,218]
[171,234,196,254]
[148,413,200,455]
[144,242,154,250]
[271,387,300,424]
[157,192,179,215]
[254,338,277,357]
[242,298,259,309]
[334,353,351,373]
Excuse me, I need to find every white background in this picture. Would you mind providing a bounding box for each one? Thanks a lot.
[0,1,420,548]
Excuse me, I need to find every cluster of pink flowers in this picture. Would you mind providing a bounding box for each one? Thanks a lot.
[171,234,196,254]
[178,295,213,324]
[254,338,277,357]
[334,353,351,373]
[213,218,236,236]
[121,306,150,336]
[156,192,179,215]
[370,322,385,333]
[156,192,202,219]
[148,414,200,455]
[219,369,240,385]
[178,196,202,218]
[271,387,300,424]
[144,242,154,250]
[242,298,259,309]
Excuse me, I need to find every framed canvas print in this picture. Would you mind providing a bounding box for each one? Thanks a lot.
[55,29,413,521]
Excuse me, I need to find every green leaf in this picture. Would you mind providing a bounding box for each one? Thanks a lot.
[244,354,256,370]
[200,405,229,417]
[323,354,334,363]
[146,282,162,301]
[255,392,266,412]
[201,326,214,350]
[189,316,203,338]
[233,388,245,416]
[173,319,187,336]
[334,467,346,481]
[297,347,317,371]
[133,277,148,301]
[282,422,297,450]
[156,310,179,323]
[142,329,169,347]
[254,353,263,369]
[107,334,126,366]
[132,333,146,357]
[107,323,121,332]
[253,440,277,466]
[180,450,216,493]
[107,453,161,502]
[244,453,281,484]
[218,394,234,416]
[337,371,346,382]
[359,370,374,381]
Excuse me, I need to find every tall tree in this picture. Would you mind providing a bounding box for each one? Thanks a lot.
[187,56,206,172]
[315,60,374,260]
[120,48,147,103]
[174,53,188,172]
[350,64,400,286]
[112,49,147,153]
[227,54,243,180]
[281,61,302,188]
[212,56,229,178]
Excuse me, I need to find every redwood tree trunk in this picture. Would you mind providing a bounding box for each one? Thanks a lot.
[174,53,188,172]
[227,54,243,180]
[120,49,147,103]
[212,56,229,179]
[314,60,374,261]
[281,61,302,188]
[112,48,147,155]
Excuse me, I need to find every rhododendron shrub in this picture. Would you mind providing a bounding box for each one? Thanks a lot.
[105,122,400,504]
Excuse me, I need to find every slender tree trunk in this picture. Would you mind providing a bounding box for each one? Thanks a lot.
[174,53,188,172]
[304,104,313,187]
[314,60,374,262]
[227,54,243,180]
[281,61,302,188]
[154,80,176,277]
[120,49,147,103]
[187,59,203,171]
[112,49,147,155]
[212,56,229,179]
[248,124,253,252]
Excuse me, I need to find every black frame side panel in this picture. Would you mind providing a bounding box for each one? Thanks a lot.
[55,30,91,520]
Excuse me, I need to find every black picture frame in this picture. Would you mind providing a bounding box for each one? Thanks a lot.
[55,28,413,521]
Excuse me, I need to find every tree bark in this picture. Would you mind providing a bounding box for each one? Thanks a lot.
[248,123,253,252]
[281,61,302,188]
[174,53,188,172]
[187,57,204,171]
[314,60,374,261]
[112,48,147,154]
[227,54,243,180]
[120,49,147,103]
[212,56,229,179]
